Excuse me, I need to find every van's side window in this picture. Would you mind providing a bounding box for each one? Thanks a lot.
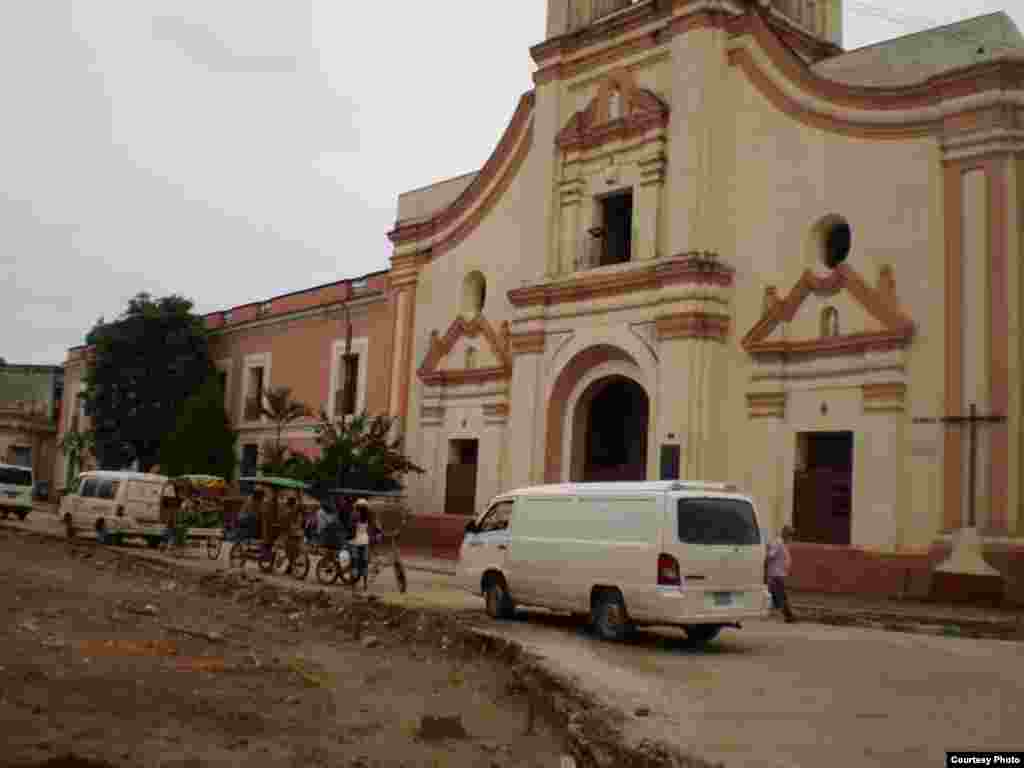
[677,498,760,546]
[97,480,120,501]
[79,479,99,498]
[479,501,513,532]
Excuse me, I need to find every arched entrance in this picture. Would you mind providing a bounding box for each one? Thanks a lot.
[571,375,649,482]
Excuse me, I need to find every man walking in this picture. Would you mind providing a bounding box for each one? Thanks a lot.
[766,525,796,623]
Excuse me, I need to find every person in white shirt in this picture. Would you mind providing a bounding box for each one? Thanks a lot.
[765,525,796,623]
[352,498,370,589]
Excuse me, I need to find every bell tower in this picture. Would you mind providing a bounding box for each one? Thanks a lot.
[771,0,843,47]
[546,0,638,39]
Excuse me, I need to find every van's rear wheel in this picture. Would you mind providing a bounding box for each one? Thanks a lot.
[684,624,722,647]
[592,589,633,642]
[484,574,514,620]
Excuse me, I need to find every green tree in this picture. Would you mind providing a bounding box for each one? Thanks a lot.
[256,385,312,475]
[84,293,213,471]
[58,429,95,490]
[158,376,238,480]
[287,409,424,492]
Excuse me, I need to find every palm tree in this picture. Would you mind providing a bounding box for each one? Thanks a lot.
[258,386,312,474]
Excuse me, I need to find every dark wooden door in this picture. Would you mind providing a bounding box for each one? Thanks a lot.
[444,463,478,517]
[793,468,852,545]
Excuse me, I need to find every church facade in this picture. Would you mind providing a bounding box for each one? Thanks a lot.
[53,0,1024,596]
[385,0,1024,571]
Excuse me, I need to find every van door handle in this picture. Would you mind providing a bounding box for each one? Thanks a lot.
[685,574,706,581]
[497,544,508,551]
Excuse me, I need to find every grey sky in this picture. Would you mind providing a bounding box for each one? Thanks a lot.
[2,1,1021,366]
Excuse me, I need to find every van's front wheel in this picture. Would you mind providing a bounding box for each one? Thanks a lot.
[592,590,633,642]
[484,574,514,620]
[684,624,722,647]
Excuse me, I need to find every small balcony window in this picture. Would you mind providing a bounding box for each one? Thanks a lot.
[592,190,633,267]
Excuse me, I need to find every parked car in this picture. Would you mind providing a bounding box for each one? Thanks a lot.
[59,470,169,545]
[457,480,771,645]
[0,463,34,521]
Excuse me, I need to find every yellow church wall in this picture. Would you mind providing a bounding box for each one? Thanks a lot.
[720,56,946,549]
[404,114,542,518]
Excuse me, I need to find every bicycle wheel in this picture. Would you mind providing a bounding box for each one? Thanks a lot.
[229,541,246,569]
[272,545,290,575]
[206,536,223,561]
[316,553,340,585]
[290,551,310,581]
[257,545,276,573]
[394,559,407,594]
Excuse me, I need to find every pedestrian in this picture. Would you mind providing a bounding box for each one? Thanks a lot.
[352,498,371,590]
[766,525,796,623]
[239,487,264,542]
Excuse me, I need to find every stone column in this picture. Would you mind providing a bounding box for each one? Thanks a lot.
[558,176,584,275]
[387,254,420,433]
[507,330,546,487]
[636,147,667,262]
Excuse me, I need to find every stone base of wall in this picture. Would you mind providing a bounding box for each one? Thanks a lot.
[401,516,1024,607]
[789,541,1024,607]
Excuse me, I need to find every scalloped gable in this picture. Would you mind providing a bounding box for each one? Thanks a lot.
[555,68,669,151]
[417,314,512,385]
[741,264,916,357]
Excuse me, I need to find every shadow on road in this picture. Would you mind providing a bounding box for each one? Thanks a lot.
[507,608,759,657]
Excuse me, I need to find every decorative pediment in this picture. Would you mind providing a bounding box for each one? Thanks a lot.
[556,69,669,152]
[418,314,513,386]
[741,264,915,358]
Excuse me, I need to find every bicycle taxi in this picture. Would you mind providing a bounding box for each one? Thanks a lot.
[308,487,409,593]
[229,476,312,578]
[158,474,234,560]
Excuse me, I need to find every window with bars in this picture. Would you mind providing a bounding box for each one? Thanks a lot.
[245,367,264,421]
[335,354,360,418]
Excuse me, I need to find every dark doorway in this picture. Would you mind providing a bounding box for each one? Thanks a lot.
[578,377,648,482]
[445,439,479,516]
[599,191,633,265]
[793,431,853,545]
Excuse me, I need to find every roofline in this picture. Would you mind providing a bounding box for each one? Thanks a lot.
[825,11,1013,59]
[0,363,64,373]
[201,267,390,319]
[397,169,480,201]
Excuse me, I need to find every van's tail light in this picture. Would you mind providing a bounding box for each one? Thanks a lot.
[116,505,125,518]
[658,553,681,586]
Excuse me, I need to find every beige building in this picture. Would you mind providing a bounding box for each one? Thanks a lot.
[386,0,1024,587]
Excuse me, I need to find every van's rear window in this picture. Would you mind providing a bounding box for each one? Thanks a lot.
[677,498,760,546]
[0,467,32,486]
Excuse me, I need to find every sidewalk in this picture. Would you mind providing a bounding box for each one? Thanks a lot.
[398,549,1024,640]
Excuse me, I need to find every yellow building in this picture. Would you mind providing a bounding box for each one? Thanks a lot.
[386,1,1024,592]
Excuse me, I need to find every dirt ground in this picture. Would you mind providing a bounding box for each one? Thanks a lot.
[0,527,573,768]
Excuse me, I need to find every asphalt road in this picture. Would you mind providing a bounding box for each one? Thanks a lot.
[10,506,1024,768]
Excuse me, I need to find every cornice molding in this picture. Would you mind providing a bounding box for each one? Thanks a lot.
[556,68,669,152]
[417,314,513,386]
[507,252,734,308]
[726,11,1024,139]
[655,311,730,342]
[742,264,916,360]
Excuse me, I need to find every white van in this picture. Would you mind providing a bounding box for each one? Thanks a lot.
[0,463,34,521]
[59,470,168,545]
[457,481,771,644]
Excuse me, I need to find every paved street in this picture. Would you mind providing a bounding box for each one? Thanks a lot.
[10,506,1024,767]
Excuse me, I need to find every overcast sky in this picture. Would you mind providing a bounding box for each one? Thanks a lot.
[2,1,1022,365]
